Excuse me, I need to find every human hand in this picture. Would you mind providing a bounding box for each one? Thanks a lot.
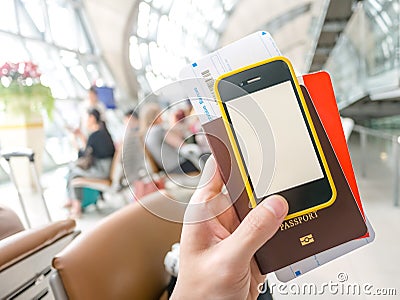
[171,156,288,300]
[73,128,82,136]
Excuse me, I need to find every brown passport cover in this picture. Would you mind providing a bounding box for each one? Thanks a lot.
[203,85,367,274]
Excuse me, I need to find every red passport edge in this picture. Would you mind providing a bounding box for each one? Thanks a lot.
[303,71,369,238]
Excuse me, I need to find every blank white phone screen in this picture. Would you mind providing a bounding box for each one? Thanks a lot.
[226,80,323,198]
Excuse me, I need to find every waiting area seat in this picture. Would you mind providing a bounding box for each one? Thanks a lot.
[0,206,24,240]
[0,217,79,299]
[51,190,183,300]
[70,149,128,208]
[143,142,201,202]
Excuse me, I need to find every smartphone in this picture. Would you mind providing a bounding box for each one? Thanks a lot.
[214,57,336,219]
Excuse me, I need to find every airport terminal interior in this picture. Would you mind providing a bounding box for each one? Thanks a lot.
[0,0,399,299]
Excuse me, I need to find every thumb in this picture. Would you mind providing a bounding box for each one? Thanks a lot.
[183,156,225,223]
[191,155,223,203]
[223,195,288,262]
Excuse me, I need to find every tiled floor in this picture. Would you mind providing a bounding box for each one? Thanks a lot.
[0,133,399,298]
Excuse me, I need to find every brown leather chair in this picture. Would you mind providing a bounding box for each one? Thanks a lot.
[0,219,78,299]
[0,205,24,240]
[51,190,183,300]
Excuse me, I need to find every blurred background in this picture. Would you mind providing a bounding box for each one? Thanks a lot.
[0,0,399,298]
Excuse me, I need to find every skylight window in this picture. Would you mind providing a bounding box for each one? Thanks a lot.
[130,0,239,98]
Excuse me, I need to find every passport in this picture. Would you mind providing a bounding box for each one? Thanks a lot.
[203,85,367,274]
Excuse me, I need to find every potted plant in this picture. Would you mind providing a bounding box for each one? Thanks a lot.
[0,62,54,119]
[0,62,55,189]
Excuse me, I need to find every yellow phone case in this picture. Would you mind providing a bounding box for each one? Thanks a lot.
[214,56,337,220]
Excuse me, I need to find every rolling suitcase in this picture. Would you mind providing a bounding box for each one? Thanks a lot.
[0,148,52,228]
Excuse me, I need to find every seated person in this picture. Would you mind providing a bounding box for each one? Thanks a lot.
[73,86,107,145]
[124,109,139,132]
[80,86,106,124]
[122,109,146,184]
[65,108,115,218]
[169,109,192,142]
[139,103,199,174]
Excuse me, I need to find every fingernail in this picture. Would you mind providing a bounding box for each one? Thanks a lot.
[202,155,216,174]
[198,156,216,186]
[262,195,287,219]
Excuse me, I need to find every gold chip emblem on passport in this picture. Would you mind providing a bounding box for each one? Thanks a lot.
[300,234,314,246]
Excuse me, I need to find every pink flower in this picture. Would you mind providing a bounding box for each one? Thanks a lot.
[0,61,42,85]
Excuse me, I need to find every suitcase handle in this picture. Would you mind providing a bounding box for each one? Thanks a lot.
[0,148,35,162]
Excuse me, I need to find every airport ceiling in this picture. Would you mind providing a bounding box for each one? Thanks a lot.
[85,0,356,99]
[221,0,320,72]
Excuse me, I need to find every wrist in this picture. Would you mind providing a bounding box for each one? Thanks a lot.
[170,276,186,300]
[170,277,207,300]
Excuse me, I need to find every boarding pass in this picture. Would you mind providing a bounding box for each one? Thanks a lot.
[179,31,281,124]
